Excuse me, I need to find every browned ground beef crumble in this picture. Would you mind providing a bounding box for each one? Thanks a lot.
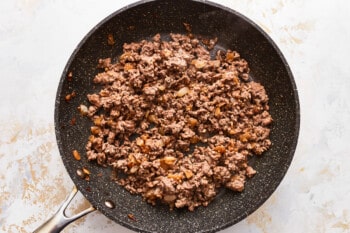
[84,33,272,211]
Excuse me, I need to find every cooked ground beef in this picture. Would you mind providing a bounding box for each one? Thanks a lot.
[84,33,272,211]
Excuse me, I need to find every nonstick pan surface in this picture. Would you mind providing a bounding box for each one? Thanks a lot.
[54,0,300,232]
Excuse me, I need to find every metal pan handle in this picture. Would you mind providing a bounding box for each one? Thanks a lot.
[33,186,95,233]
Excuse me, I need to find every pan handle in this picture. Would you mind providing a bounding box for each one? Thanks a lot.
[33,186,96,233]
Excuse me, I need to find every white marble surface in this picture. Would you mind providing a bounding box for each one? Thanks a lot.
[1,0,350,232]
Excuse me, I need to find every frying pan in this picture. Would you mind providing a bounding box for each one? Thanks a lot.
[34,0,300,232]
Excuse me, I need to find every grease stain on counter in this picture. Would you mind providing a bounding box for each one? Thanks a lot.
[279,21,315,46]
[257,22,272,34]
[271,0,285,14]
[246,208,272,233]
[293,21,315,31]
[332,221,350,230]
[245,193,277,233]
[0,122,72,233]
[4,224,27,233]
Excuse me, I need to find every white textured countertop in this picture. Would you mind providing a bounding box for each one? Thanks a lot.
[1,0,350,232]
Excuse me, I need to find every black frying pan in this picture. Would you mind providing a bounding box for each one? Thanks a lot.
[36,0,300,232]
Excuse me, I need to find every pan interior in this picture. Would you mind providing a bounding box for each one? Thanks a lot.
[55,1,299,232]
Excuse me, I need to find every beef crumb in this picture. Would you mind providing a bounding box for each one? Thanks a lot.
[107,33,115,45]
[84,33,272,211]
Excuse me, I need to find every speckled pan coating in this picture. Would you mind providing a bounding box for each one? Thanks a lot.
[54,0,300,232]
